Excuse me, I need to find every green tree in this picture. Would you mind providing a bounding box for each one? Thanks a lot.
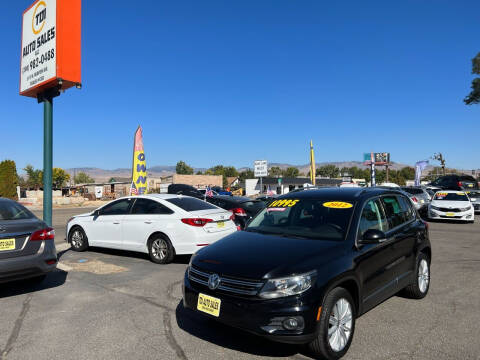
[284,167,300,178]
[465,52,480,105]
[176,161,194,175]
[269,166,283,177]
[52,168,70,188]
[238,169,254,181]
[196,170,203,175]
[23,164,42,189]
[108,177,116,183]
[0,160,19,200]
[316,165,340,178]
[74,172,94,184]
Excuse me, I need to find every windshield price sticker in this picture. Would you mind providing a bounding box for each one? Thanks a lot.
[266,207,287,212]
[268,199,300,208]
[323,201,353,209]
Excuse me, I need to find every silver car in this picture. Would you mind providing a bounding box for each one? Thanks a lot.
[401,187,431,211]
[0,198,57,284]
[467,190,480,213]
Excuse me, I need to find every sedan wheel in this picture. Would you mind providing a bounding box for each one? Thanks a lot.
[148,236,175,264]
[152,239,168,260]
[69,227,88,252]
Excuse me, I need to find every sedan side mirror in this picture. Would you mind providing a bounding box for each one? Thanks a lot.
[360,229,386,244]
[93,209,100,218]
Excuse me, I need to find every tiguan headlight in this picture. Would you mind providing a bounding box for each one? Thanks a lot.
[259,271,316,299]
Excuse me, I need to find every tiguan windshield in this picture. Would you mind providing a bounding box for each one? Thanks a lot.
[246,198,355,241]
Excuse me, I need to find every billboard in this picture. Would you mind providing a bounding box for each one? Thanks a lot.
[20,0,81,98]
[363,152,390,165]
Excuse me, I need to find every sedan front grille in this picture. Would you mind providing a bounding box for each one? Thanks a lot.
[437,207,462,213]
[188,266,264,297]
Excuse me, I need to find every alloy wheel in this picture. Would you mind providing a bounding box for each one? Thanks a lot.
[328,298,353,352]
[152,239,167,260]
[418,259,429,293]
[71,230,83,248]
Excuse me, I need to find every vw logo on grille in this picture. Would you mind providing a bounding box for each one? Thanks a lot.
[208,273,221,290]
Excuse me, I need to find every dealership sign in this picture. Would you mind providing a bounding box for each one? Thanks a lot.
[20,0,81,98]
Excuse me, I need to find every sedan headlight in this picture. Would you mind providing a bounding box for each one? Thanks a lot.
[259,271,316,299]
[430,205,441,211]
[460,206,472,211]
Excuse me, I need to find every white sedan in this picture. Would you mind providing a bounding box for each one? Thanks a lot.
[428,191,475,223]
[66,194,237,264]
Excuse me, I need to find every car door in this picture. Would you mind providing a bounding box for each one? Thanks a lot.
[393,195,419,287]
[122,198,175,252]
[379,195,417,289]
[87,198,133,249]
[355,197,398,311]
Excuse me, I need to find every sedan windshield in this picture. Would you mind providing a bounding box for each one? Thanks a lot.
[434,192,469,201]
[246,198,354,241]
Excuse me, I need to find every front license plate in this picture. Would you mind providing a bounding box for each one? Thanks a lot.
[445,212,455,217]
[0,238,15,251]
[217,221,225,228]
[197,293,221,317]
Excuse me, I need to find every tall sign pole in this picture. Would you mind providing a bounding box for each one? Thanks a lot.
[20,0,81,225]
[43,95,53,225]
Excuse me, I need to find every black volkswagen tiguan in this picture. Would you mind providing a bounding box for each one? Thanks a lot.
[183,187,431,359]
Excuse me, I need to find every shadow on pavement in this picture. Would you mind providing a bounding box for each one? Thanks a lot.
[175,301,314,359]
[0,269,68,298]
[79,247,192,265]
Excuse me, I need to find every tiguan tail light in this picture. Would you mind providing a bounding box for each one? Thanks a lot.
[181,218,213,227]
[30,227,55,241]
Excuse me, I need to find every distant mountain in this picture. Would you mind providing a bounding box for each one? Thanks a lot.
[66,161,417,183]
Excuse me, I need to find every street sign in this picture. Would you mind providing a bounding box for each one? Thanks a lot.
[254,160,268,178]
[20,0,81,98]
[278,178,282,186]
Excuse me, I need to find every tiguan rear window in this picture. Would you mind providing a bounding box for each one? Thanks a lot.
[0,201,35,220]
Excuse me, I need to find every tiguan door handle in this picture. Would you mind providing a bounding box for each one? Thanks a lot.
[144,221,152,224]
[113,222,120,225]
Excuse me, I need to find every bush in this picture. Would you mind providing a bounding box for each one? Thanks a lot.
[0,160,19,200]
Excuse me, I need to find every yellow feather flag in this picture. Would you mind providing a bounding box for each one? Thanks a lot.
[130,126,147,195]
[310,140,316,186]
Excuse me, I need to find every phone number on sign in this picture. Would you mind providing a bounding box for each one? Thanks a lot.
[29,49,55,70]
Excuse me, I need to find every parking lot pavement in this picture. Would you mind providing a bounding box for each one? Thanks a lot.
[1,218,479,359]
[32,207,96,245]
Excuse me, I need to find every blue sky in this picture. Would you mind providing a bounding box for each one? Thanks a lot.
[2,0,479,172]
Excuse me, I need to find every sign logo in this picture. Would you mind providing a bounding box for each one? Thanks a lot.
[32,1,47,35]
[208,274,221,290]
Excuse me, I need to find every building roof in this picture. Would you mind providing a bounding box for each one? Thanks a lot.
[260,177,342,186]
[226,177,239,185]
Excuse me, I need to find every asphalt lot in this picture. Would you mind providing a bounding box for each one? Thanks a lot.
[1,208,479,359]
